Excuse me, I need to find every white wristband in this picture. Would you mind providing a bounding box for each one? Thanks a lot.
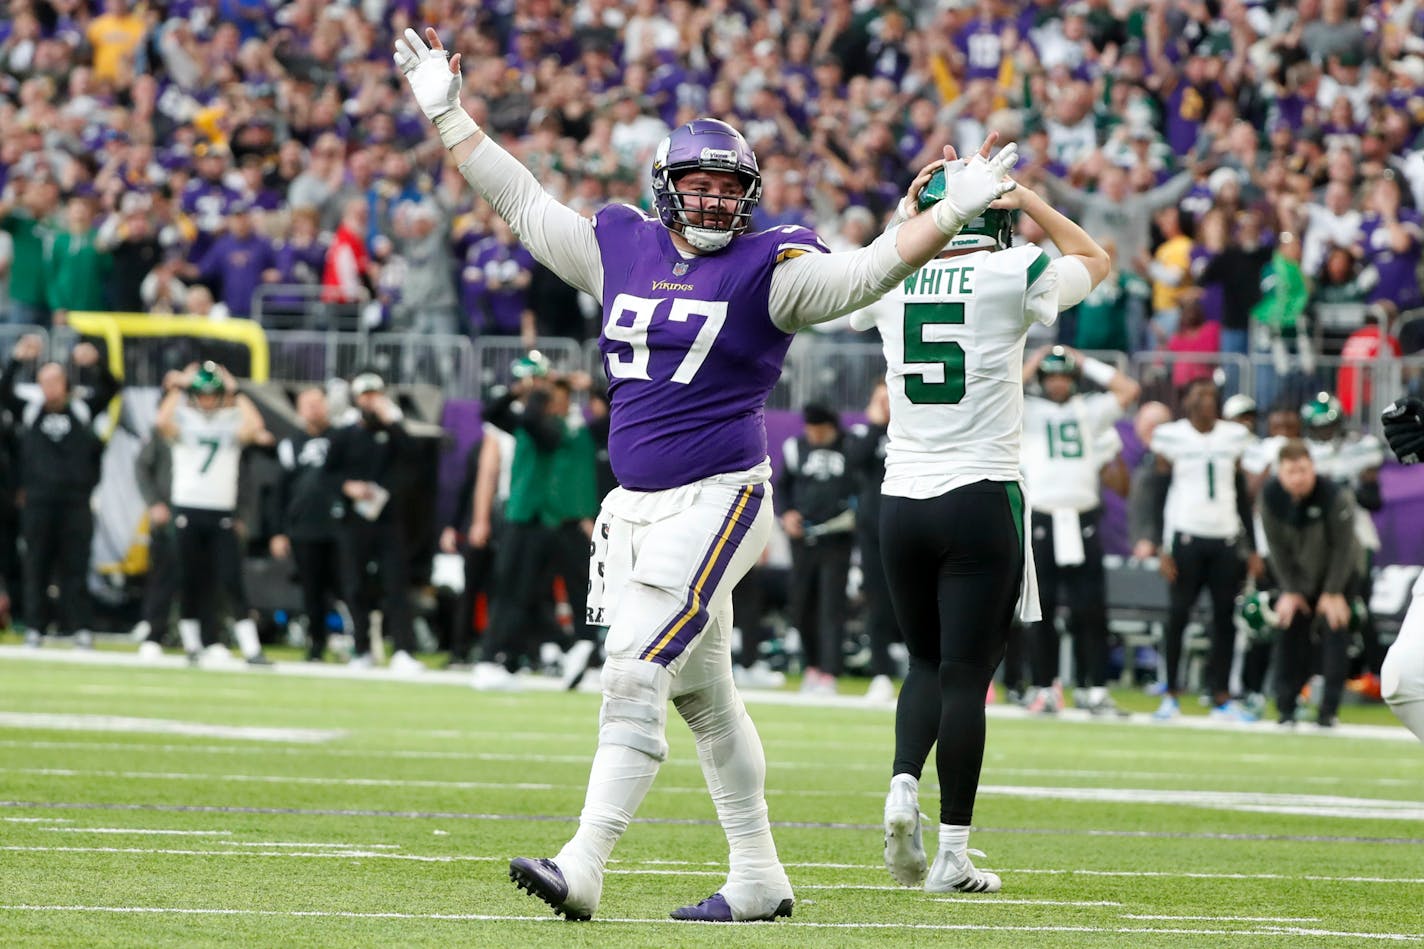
[930,198,966,238]
[1081,357,1116,387]
[434,109,480,150]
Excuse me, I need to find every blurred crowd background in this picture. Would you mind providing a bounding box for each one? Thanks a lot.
[2,0,1422,362]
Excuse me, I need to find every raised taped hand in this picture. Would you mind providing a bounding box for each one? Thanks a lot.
[394,27,462,123]
[929,136,1019,236]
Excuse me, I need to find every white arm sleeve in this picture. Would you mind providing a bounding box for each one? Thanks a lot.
[768,224,916,333]
[1053,255,1093,309]
[457,137,604,299]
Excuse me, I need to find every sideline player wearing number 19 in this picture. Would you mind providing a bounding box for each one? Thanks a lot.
[850,166,1110,893]
[394,26,1020,923]
[1020,345,1139,716]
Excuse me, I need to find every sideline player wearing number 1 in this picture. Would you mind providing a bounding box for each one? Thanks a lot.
[850,166,1110,893]
[394,26,1019,922]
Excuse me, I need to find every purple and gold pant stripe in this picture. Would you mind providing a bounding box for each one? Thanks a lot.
[639,483,765,666]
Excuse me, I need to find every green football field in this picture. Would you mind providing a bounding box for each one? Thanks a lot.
[1,648,1422,947]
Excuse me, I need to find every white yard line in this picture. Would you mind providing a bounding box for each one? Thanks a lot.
[1122,915,1321,923]
[12,766,1423,820]
[3,643,1417,742]
[6,738,1417,787]
[0,905,1416,940]
[8,844,1424,889]
[43,828,233,837]
[223,842,402,849]
[0,713,343,744]
[0,846,480,863]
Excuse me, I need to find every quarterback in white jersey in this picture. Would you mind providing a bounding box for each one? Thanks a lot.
[1020,345,1139,715]
[852,163,1109,895]
[155,362,273,665]
[1380,395,1424,742]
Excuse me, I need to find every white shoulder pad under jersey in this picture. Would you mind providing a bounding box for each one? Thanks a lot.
[869,245,1059,498]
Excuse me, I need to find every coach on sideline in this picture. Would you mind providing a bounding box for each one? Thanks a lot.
[1258,439,1359,727]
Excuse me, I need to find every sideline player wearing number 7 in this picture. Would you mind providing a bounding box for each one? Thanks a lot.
[850,168,1110,893]
[394,27,1019,923]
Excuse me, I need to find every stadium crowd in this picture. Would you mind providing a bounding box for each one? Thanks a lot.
[1,0,1422,352]
[1,0,1422,723]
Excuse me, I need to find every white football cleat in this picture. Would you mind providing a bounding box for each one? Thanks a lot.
[201,643,239,667]
[733,661,787,690]
[472,661,520,691]
[865,674,896,704]
[388,650,425,675]
[925,848,1001,894]
[137,641,164,662]
[883,779,928,886]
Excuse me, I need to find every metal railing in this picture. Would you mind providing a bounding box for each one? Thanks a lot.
[251,283,371,331]
[265,330,481,398]
[471,336,585,391]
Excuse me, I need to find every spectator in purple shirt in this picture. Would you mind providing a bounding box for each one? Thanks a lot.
[1361,177,1424,313]
[955,7,1010,84]
[265,207,328,318]
[462,218,534,338]
[180,144,242,261]
[190,203,277,318]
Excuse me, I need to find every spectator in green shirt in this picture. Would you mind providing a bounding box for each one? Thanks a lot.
[1073,239,1149,354]
[0,178,60,327]
[46,195,113,321]
[1250,230,1314,412]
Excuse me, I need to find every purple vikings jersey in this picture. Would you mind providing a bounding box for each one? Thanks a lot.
[1362,210,1424,311]
[594,204,827,491]
[956,19,1007,82]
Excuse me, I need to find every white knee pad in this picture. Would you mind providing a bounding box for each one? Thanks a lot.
[599,656,672,761]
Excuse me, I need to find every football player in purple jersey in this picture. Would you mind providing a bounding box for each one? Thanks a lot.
[396,26,1019,923]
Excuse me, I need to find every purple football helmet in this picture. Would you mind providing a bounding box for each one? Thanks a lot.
[651,118,762,251]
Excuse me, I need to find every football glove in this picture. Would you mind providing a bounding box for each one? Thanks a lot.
[393,27,479,147]
[1382,396,1424,465]
[930,145,1019,238]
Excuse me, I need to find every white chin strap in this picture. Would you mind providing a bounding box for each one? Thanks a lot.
[682,225,735,252]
